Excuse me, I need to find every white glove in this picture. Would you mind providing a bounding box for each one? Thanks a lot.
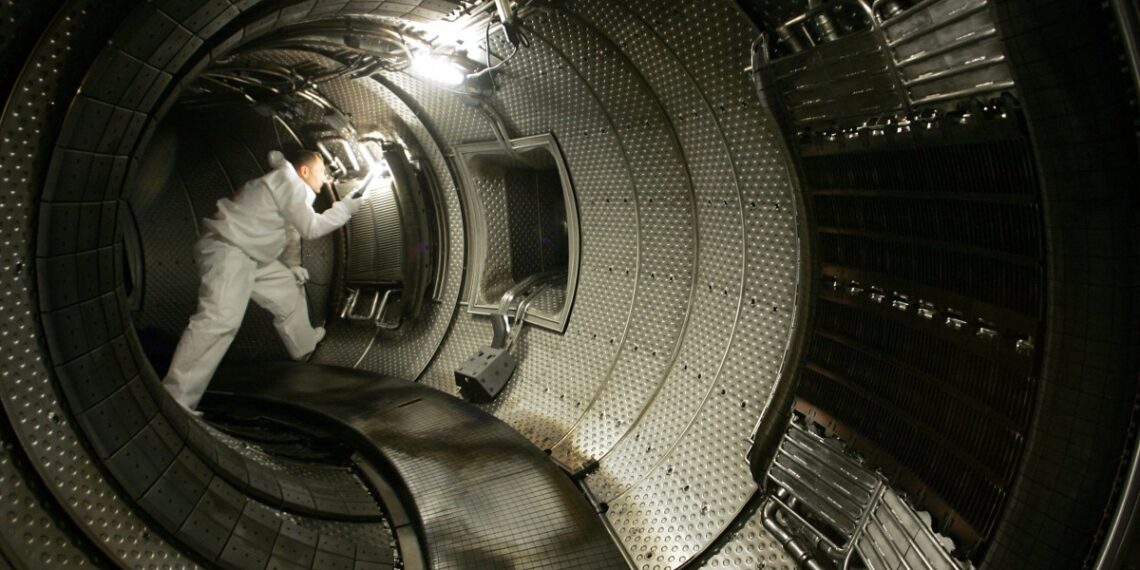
[349,184,371,201]
[289,266,309,286]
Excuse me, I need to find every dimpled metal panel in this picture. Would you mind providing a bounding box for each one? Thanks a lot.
[469,160,516,302]
[416,7,646,449]
[128,123,203,343]
[305,70,470,379]
[402,7,797,567]
[517,8,698,473]
[530,283,567,316]
[698,502,795,570]
[5,2,804,568]
[588,1,799,567]
[566,0,746,499]
[197,422,383,519]
[399,22,796,570]
[503,167,557,281]
[32,7,401,566]
[0,426,94,568]
[0,0,212,565]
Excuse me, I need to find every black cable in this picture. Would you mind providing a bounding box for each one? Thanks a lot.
[485,15,497,90]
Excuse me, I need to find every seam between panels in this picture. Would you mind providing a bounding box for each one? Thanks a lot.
[604,0,754,505]
[520,19,647,457]
[552,0,706,469]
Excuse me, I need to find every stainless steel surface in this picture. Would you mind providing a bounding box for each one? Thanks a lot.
[858,489,966,570]
[344,183,403,283]
[0,424,94,568]
[3,0,1138,568]
[760,0,1016,129]
[764,423,884,568]
[211,362,628,570]
[311,68,471,381]
[883,0,1014,106]
[769,426,882,539]
[0,0,198,565]
[709,500,797,570]
[760,421,967,570]
[452,133,579,332]
[488,270,566,349]
[409,6,803,567]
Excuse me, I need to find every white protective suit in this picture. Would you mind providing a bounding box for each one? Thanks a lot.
[163,151,362,411]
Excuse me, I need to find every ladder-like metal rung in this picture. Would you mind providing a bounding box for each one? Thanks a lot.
[765,423,885,553]
[858,489,964,570]
[770,459,865,537]
[769,429,882,532]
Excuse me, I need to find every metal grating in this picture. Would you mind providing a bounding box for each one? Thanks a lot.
[768,425,883,540]
[858,488,966,570]
[793,128,1042,556]
[345,183,403,283]
[759,0,1017,129]
[881,0,1015,106]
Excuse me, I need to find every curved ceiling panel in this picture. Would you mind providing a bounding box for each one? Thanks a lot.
[0,0,1137,569]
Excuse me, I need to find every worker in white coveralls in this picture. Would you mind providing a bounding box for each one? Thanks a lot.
[163,149,366,414]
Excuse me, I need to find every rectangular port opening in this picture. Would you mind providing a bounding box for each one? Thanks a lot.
[454,134,579,332]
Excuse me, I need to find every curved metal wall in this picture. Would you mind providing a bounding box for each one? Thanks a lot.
[0,0,1137,569]
[1,0,199,564]
[315,2,804,565]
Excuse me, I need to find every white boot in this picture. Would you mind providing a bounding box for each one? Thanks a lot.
[296,326,325,361]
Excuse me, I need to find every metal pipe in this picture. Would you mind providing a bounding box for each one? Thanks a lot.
[894,27,998,67]
[373,289,396,327]
[812,12,841,42]
[901,55,1007,87]
[775,24,807,54]
[340,289,360,319]
[908,80,1015,106]
[886,3,988,46]
[761,500,830,570]
[505,285,550,351]
[490,271,561,348]
[871,0,908,21]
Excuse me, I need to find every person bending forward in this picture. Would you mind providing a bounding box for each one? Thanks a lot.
[163,149,364,413]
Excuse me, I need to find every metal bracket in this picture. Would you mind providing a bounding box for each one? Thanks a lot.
[455,271,566,402]
[489,271,565,349]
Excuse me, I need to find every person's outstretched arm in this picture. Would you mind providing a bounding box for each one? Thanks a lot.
[266,151,363,239]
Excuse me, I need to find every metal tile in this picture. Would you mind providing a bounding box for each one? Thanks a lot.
[0,0,203,564]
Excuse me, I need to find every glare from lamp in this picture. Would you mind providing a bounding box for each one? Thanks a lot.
[410,55,466,86]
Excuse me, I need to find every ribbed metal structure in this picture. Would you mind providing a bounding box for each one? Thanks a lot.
[0,0,1137,569]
